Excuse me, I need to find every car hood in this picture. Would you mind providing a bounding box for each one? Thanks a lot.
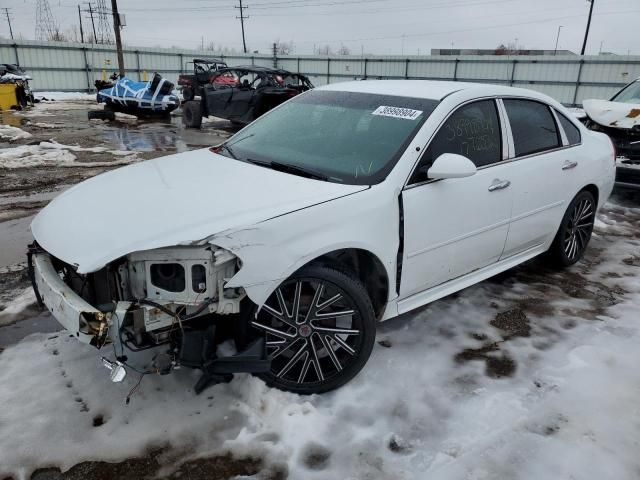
[583,99,640,130]
[31,148,366,273]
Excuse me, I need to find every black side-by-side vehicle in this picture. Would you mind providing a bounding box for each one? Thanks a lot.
[177,58,228,102]
[182,66,313,128]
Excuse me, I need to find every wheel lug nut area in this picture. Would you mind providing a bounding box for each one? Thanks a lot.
[298,324,313,337]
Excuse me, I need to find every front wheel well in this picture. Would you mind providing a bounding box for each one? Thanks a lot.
[304,248,389,320]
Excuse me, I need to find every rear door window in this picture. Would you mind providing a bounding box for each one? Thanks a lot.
[503,99,560,157]
[556,111,582,146]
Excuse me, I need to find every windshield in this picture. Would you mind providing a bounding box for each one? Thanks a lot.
[612,80,640,104]
[219,90,438,185]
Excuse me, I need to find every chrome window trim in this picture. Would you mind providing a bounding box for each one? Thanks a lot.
[550,107,569,147]
[496,99,514,160]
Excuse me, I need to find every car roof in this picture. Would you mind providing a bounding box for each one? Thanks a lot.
[318,79,556,103]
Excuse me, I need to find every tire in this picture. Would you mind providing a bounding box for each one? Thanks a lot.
[248,264,376,394]
[547,190,596,268]
[182,100,202,128]
[182,87,194,102]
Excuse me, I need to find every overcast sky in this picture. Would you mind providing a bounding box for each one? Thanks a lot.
[2,0,638,55]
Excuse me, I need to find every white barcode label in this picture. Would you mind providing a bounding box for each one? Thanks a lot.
[372,106,423,120]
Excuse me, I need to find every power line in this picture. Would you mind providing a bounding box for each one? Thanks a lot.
[1,8,13,40]
[288,8,640,46]
[235,0,249,53]
[95,0,114,43]
[85,3,98,43]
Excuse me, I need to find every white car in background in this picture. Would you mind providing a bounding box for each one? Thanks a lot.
[28,80,615,395]
[581,77,640,189]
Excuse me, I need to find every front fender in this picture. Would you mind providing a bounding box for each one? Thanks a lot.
[210,186,399,309]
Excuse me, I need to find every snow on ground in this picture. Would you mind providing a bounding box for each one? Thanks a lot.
[34,92,96,102]
[0,125,32,141]
[0,141,139,169]
[1,200,639,479]
[16,101,100,117]
[26,122,62,129]
[0,288,36,327]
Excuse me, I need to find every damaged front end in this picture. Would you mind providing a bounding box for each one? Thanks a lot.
[582,97,640,189]
[28,242,270,392]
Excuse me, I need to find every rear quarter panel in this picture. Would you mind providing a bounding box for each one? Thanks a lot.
[579,128,615,210]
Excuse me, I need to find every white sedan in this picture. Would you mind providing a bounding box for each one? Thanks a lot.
[29,80,615,394]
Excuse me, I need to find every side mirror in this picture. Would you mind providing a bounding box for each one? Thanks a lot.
[427,153,477,179]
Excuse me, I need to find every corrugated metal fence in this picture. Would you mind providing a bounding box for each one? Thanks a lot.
[2,39,639,106]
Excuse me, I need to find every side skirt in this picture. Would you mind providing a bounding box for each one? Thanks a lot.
[396,243,546,316]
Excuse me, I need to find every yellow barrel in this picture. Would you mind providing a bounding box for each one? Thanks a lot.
[0,84,19,111]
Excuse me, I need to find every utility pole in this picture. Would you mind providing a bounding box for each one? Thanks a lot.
[78,5,85,43]
[272,42,279,68]
[554,25,563,55]
[235,0,248,54]
[2,8,13,40]
[110,0,125,76]
[87,3,98,43]
[581,0,595,55]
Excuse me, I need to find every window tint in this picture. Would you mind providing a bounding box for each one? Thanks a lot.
[409,100,501,184]
[503,99,560,157]
[556,111,581,146]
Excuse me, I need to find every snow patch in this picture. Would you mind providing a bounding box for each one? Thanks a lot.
[0,124,32,141]
[0,141,139,169]
[27,122,61,129]
[35,91,96,102]
[0,288,36,327]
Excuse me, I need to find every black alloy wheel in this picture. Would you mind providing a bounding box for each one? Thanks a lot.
[250,265,376,394]
[548,190,596,267]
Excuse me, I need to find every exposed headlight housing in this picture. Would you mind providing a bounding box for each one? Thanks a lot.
[124,245,243,332]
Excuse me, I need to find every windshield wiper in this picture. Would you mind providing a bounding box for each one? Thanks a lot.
[217,143,238,159]
[215,134,255,160]
[247,158,329,181]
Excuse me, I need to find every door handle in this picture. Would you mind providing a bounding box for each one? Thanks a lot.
[488,179,511,192]
[562,160,578,170]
